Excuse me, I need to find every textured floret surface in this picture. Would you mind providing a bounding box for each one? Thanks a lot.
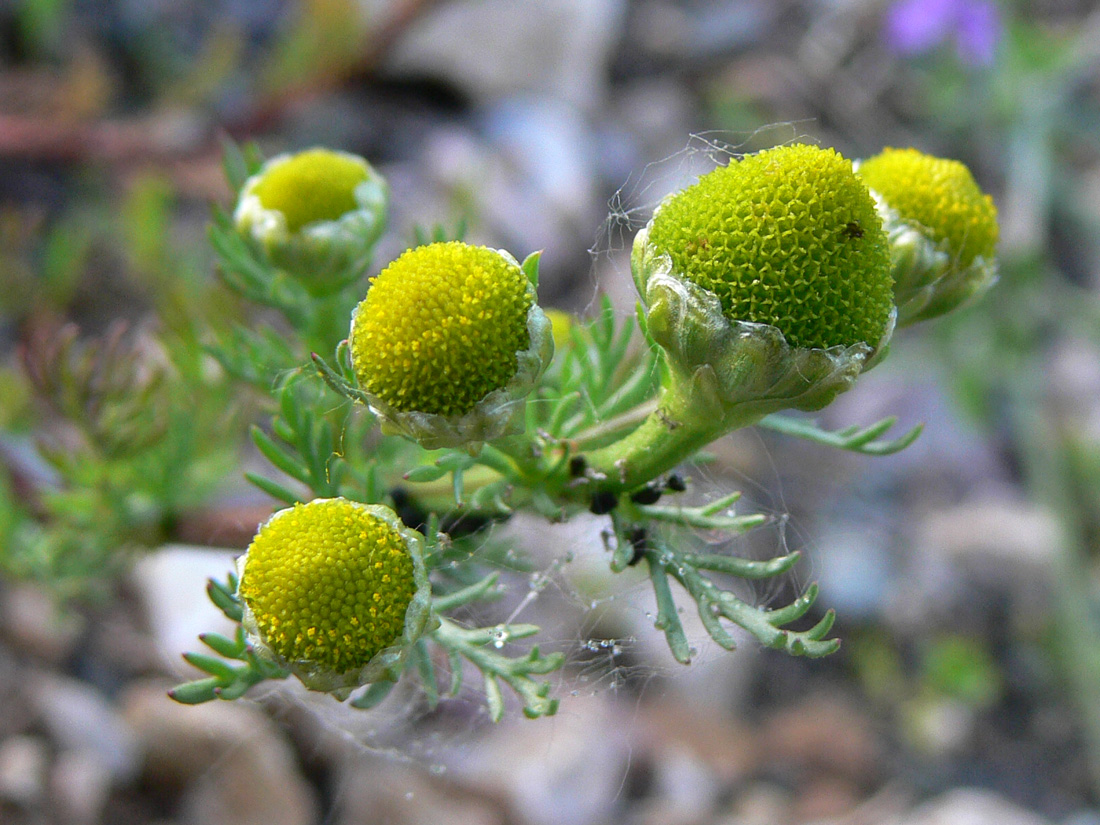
[647,144,893,350]
[238,499,415,675]
[858,147,998,268]
[351,241,532,417]
[254,149,369,233]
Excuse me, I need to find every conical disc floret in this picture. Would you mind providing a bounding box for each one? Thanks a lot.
[238,498,432,692]
[345,241,553,449]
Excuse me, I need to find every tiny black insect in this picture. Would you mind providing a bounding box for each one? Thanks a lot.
[630,483,663,506]
[665,473,687,493]
[569,455,588,478]
[589,490,619,515]
[843,220,864,239]
[389,486,428,532]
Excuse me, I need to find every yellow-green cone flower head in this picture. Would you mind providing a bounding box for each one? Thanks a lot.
[544,309,576,352]
[857,147,998,326]
[235,148,388,296]
[349,241,554,449]
[634,144,895,420]
[237,498,434,695]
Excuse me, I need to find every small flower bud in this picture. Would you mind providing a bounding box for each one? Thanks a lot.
[237,498,433,695]
[349,241,553,449]
[234,148,388,296]
[857,147,998,325]
[634,144,895,421]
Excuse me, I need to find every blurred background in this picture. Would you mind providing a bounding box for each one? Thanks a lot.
[2,0,1100,823]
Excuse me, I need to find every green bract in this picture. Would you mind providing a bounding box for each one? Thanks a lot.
[857,147,998,326]
[634,144,895,423]
[349,242,553,450]
[234,148,388,296]
[237,498,434,695]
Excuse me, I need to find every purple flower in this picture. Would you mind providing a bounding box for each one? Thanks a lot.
[884,0,1002,66]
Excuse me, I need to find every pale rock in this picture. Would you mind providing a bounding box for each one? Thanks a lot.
[130,544,240,676]
[31,675,140,783]
[1046,336,1100,424]
[384,0,627,110]
[479,97,599,248]
[792,776,863,823]
[801,784,911,825]
[0,735,49,806]
[718,782,794,825]
[627,0,778,60]
[603,77,696,169]
[638,698,757,785]
[815,519,895,618]
[334,757,503,825]
[635,742,720,825]
[898,788,1053,825]
[140,680,319,825]
[446,693,633,825]
[418,101,599,295]
[758,693,883,784]
[919,498,1060,572]
[180,740,318,825]
[1,584,83,664]
[48,748,115,825]
[122,680,300,791]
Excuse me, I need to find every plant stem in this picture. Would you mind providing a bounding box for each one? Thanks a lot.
[579,382,753,493]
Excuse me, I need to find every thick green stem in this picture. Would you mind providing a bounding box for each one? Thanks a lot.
[580,382,755,493]
[582,409,720,493]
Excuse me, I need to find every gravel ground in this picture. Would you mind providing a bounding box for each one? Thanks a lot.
[2,1,1100,823]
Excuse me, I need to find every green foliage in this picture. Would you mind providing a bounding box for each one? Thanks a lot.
[168,137,1005,721]
[3,320,239,599]
[0,133,996,720]
[0,207,92,318]
[15,0,72,55]
[168,574,290,704]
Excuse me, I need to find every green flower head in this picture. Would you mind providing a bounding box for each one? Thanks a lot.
[237,498,433,694]
[857,147,998,325]
[645,143,894,351]
[234,148,388,296]
[349,241,553,449]
[632,144,895,422]
[252,149,370,233]
[859,147,997,269]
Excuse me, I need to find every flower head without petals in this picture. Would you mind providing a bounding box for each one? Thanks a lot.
[234,148,388,296]
[645,144,894,351]
[348,241,553,449]
[237,498,433,694]
[633,143,895,421]
[858,147,998,324]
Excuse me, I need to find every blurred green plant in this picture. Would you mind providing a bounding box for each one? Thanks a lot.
[2,320,238,600]
[881,4,1100,797]
[0,168,247,601]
